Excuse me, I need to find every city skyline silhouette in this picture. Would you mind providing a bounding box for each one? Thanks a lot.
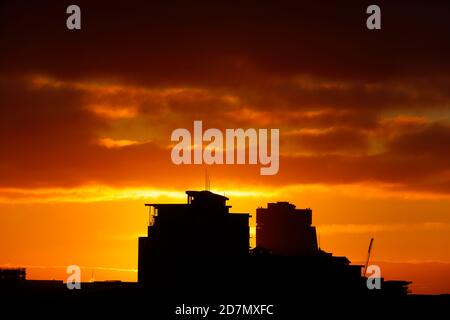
[1,2,450,312]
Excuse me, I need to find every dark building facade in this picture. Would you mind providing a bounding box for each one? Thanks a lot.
[138,191,249,287]
[0,268,26,286]
[253,202,366,297]
[256,202,318,256]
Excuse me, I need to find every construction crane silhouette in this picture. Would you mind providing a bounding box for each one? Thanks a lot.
[363,238,374,277]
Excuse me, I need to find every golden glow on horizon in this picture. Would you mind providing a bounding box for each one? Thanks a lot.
[1,182,450,204]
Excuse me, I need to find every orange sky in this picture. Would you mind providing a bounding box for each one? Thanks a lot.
[0,1,449,294]
[1,185,450,294]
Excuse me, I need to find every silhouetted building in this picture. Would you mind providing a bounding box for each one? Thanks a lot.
[251,201,366,296]
[256,202,318,256]
[137,190,411,299]
[0,268,26,286]
[138,190,249,287]
[382,280,412,296]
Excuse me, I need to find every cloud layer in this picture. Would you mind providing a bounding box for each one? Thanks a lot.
[0,0,449,197]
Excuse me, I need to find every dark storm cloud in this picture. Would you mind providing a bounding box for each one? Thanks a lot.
[0,0,450,195]
[285,127,371,154]
[387,123,450,158]
[1,1,450,113]
[1,1,449,85]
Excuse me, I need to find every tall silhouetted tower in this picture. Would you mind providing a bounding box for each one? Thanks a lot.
[256,202,318,256]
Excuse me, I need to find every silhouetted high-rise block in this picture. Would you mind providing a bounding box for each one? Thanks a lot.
[256,202,318,256]
[138,190,250,286]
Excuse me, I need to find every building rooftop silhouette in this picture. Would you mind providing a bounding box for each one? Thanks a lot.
[138,190,249,286]
[256,201,318,256]
[137,189,412,298]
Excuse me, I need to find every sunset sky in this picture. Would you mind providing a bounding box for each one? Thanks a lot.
[0,1,449,294]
